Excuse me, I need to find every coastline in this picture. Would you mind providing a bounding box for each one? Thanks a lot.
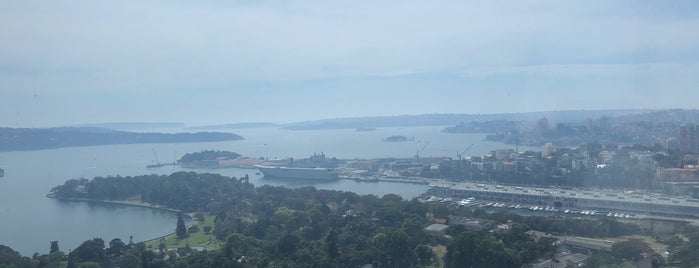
[48,197,195,245]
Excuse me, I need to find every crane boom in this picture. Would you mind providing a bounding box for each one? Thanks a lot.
[152,148,160,164]
[457,144,474,160]
[415,141,429,163]
[419,141,429,155]
[462,144,473,154]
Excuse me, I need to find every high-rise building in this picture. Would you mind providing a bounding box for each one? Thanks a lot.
[666,138,679,152]
[680,124,699,154]
[600,116,610,132]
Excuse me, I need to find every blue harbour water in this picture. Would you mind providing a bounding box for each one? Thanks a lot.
[0,126,526,255]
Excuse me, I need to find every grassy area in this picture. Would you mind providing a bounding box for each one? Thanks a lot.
[146,214,222,250]
[429,245,447,268]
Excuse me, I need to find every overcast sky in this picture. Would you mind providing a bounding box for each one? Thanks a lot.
[1,0,698,127]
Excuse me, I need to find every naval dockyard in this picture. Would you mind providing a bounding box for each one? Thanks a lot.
[194,148,699,221]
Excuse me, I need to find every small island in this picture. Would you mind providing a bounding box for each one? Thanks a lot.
[381,135,413,142]
[178,150,242,168]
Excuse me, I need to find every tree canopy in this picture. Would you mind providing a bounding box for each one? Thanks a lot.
[43,171,663,267]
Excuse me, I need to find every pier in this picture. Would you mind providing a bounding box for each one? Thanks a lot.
[425,181,699,219]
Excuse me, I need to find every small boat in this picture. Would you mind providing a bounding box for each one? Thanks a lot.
[458,199,472,206]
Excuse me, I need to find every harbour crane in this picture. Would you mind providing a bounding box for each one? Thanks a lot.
[415,141,429,163]
[456,143,474,173]
[147,148,165,168]
[456,144,474,160]
[152,148,160,165]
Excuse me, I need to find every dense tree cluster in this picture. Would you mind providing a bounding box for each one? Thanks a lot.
[41,172,666,267]
[49,172,255,213]
[0,244,34,268]
[521,216,640,238]
[178,150,242,164]
[668,226,699,267]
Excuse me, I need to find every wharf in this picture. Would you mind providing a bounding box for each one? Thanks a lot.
[339,175,431,185]
[426,181,699,219]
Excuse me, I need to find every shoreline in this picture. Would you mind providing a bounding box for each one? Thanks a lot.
[49,197,196,245]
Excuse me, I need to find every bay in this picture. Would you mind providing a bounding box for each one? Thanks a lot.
[0,126,526,255]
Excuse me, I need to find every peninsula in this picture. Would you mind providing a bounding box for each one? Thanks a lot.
[0,127,243,151]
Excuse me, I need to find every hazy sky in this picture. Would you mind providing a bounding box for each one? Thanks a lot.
[1,0,698,127]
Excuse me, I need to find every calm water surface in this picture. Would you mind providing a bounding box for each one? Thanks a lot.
[0,126,524,255]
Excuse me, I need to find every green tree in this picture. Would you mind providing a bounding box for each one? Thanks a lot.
[0,244,35,268]
[373,229,417,268]
[119,253,141,268]
[38,251,65,268]
[415,244,436,267]
[50,241,59,254]
[194,212,206,222]
[611,239,652,263]
[77,262,100,268]
[445,232,519,268]
[671,232,699,268]
[67,238,106,268]
[107,238,126,257]
[325,229,339,260]
[277,233,301,256]
[159,239,167,253]
[176,214,187,238]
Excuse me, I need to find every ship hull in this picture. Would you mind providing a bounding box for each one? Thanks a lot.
[255,165,338,180]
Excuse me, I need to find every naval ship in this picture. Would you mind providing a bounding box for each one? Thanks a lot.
[255,153,340,180]
[254,165,338,180]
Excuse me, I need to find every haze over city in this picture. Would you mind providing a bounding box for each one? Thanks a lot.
[6,2,699,267]
[2,0,698,127]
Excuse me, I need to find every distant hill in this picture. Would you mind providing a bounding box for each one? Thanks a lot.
[282,110,649,130]
[186,122,278,130]
[0,127,243,151]
[614,109,699,124]
[70,122,185,131]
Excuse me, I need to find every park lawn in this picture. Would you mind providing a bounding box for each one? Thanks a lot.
[147,214,222,250]
[429,245,446,268]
